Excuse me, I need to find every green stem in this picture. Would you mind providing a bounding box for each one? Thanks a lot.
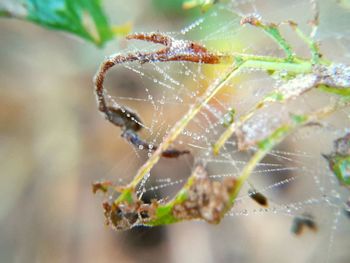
[226,102,347,207]
[212,58,313,155]
[260,24,295,60]
[240,59,311,72]
[142,102,347,227]
[288,21,321,64]
[242,18,295,61]
[115,55,313,204]
[131,63,241,187]
[229,147,269,203]
[114,62,243,204]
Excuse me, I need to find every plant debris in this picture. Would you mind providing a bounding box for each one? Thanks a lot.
[172,164,236,224]
[291,213,317,235]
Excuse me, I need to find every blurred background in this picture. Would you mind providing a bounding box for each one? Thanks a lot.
[0,0,350,262]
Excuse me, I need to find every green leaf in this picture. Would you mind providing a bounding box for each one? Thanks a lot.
[1,0,116,47]
[326,155,350,186]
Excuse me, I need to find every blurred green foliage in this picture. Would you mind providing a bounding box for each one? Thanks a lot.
[0,0,122,47]
[26,0,113,46]
[152,0,199,18]
[182,0,217,12]
[0,0,222,46]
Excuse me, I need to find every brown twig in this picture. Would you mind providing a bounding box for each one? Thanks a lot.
[93,32,221,157]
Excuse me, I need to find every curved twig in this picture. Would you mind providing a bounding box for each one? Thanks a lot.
[93,33,220,157]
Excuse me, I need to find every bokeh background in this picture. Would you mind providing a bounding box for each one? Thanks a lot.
[1,0,350,262]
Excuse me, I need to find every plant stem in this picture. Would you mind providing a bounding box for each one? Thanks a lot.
[116,56,313,202]
[226,101,348,206]
[125,62,243,191]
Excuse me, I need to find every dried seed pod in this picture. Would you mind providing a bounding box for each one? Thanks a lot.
[103,196,159,231]
[248,189,268,207]
[172,164,236,224]
[102,190,144,231]
[102,201,140,230]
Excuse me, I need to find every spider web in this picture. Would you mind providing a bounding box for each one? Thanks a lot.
[98,1,350,262]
